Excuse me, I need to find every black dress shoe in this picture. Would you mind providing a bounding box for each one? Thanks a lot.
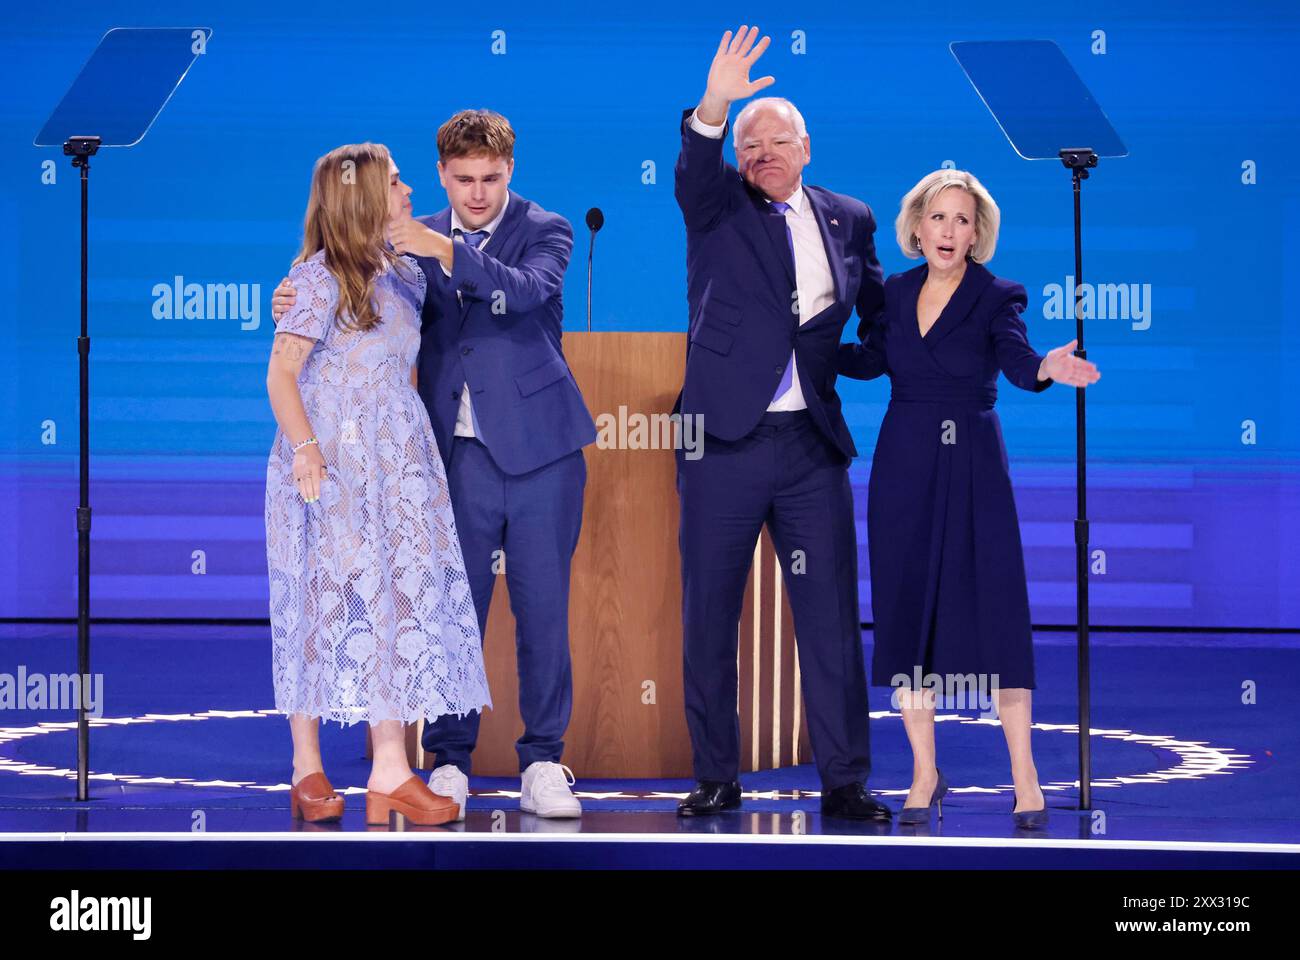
[820,782,892,821]
[677,779,742,816]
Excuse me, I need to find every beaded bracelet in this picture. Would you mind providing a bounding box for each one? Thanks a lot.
[292,437,319,453]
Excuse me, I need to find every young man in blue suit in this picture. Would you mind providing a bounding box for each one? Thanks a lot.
[673,25,891,820]
[274,111,595,819]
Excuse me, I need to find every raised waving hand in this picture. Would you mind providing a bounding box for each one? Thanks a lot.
[697,25,775,126]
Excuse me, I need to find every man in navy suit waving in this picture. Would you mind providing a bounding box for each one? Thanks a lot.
[674,25,891,820]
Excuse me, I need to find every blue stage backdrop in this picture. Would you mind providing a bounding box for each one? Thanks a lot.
[1,1,1297,627]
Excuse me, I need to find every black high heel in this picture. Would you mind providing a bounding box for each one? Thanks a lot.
[1012,785,1048,828]
[899,768,947,825]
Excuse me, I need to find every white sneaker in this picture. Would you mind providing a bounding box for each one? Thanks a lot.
[428,764,468,821]
[519,761,582,818]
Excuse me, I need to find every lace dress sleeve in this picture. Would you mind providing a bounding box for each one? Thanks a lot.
[395,255,427,310]
[276,256,339,341]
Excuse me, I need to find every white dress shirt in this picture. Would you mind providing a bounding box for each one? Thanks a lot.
[688,110,836,412]
[442,193,510,438]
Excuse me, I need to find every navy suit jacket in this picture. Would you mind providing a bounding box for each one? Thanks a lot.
[672,107,885,462]
[412,190,596,476]
[837,260,1054,396]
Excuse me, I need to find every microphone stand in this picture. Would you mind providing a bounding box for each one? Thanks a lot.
[586,228,595,332]
[585,208,603,332]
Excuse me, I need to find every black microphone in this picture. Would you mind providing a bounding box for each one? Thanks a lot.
[585,207,603,332]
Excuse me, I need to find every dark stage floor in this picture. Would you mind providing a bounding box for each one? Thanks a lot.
[0,624,1295,868]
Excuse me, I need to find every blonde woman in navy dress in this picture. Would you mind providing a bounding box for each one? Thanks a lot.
[839,170,1100,827]
[264,143,491,825]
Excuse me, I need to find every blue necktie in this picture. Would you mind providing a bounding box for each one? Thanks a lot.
[455,228,490,439]
[770,201,796,402]
[457,228,489,249]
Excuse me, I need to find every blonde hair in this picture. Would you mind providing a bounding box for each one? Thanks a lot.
[895,169,1000,263]
[294,142,409,333]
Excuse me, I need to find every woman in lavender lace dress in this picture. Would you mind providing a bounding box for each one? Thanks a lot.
[264,142,490,826]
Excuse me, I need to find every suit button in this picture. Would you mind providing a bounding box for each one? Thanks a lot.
[774,366,784,374]
[461,347,472,356]
[451,392,459,401]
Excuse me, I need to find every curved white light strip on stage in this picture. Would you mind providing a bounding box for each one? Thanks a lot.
[0,709,1254,799]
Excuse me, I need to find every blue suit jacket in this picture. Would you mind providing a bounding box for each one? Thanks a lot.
[412,190,596,476]
[672,107,885,462]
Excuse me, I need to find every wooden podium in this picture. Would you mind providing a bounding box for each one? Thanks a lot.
[382,332,813,777]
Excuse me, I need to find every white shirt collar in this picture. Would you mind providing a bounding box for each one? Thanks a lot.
[764,181,806,215]
[451,191,510,239]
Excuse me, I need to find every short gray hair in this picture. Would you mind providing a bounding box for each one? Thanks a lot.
[895,169,1001,264]
[733,97,807,148]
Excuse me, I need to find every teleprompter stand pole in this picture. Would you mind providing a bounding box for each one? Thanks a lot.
[64,134,100,802]
[1060,146,1097,811]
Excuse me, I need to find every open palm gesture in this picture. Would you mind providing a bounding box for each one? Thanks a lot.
[1039,339,1101,387]
[700,25,775,122]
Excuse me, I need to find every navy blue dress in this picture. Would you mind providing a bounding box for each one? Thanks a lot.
[839,261,1051,690]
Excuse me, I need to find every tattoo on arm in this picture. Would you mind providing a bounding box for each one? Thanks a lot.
[272,336,304,359]
[271,333,313,374]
